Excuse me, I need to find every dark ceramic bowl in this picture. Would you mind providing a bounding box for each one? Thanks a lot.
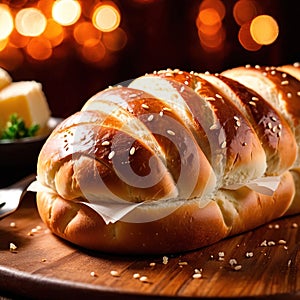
[0,117,62,187]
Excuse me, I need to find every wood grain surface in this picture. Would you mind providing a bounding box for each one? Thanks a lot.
[0,192,300,300]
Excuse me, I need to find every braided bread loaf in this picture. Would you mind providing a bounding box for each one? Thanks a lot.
[36,63,300,254]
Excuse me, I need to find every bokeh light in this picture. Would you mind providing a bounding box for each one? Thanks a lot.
[73,21,102,46]
[52,0,81,26]
[238,21,262,51]
[233,0,259,26]
[0,5,14,40]
[196,0,226,52]
[9,29,30,48]
[102,28,128,52]
[92,4,121,32]
[250,15,279,45]
[80,41,106,63]
[42,19,64,47]
[26,37,52,60]
[15,8,47,37]
[0,45,24,70]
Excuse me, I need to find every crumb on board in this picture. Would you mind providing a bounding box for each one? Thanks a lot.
[9,242,17,253]
[162,256,168,265]
[110,270,120,277]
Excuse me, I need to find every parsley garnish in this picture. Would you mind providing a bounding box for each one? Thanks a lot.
[0,114,40,140]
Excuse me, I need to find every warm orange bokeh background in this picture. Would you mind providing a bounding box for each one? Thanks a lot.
[0,0,298,119]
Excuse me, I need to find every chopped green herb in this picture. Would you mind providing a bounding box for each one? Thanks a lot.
[0,114,40,140]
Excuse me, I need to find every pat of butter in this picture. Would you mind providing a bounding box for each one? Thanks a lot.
[0,68,12,91]
[0,81,51,130]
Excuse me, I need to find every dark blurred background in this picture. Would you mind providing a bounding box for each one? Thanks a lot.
[0,0,299,119]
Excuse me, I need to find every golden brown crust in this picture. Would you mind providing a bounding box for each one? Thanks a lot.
[36,171,295,254]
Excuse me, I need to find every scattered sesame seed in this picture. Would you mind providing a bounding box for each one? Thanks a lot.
[41,258,47,262]
[255,65,260,69]
[260,240,268,247]
[297,91,300,96]
[184,80,189,85]
[233,265,242,271]
[294,62,300,67]
[210,124,218,130]
[278,240,287,245]
[215,93,222,99]
[271,70,276,75]
[292,223,298,228]
[220,141,227,149]
[192,273,202,279]
[242,142,247,146]
[235,120,241,127]
[101,140,110,146]
[163,256,169,264]
[266,122,272,129]
[218,251,225,257]
[268,241,276,246]
[110,270,120,277]
[229,259,237,266]
[252,96,259,101]
[162,107,172,112]
[10,222,16,228]
[90,271,97,277]
[133,273,140,279]
[249,101,257,106]
[281,80,289,86]
[159,111,164,117]
[274,224,280,229]
[9,243,17,253]
[288,259,292,267]
[129,147,136,155]
[108,151,115,160]
[147,114,154,121]
[141,103,149,110]
[206,96,216,101]
[194,268,202,274]
[178,261,188,266]
[245,64,251,68]
[149,262,156,267]
[245,252,254,258]
[167,129,175,136]
[282,73,287,78]
[287,92,292,98]
[139,276,148,282]
[129,93,138,98]
[270,116,277,122]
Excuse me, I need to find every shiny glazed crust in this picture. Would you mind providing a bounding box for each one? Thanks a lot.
[36,63,300,254]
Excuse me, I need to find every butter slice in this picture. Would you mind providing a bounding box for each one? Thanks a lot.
[0,81,51,130]
[0,68,12,91]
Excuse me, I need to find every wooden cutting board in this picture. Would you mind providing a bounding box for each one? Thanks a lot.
[0,192,300,300]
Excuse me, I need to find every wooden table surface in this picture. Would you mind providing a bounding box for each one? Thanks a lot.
[0,192,300,300]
